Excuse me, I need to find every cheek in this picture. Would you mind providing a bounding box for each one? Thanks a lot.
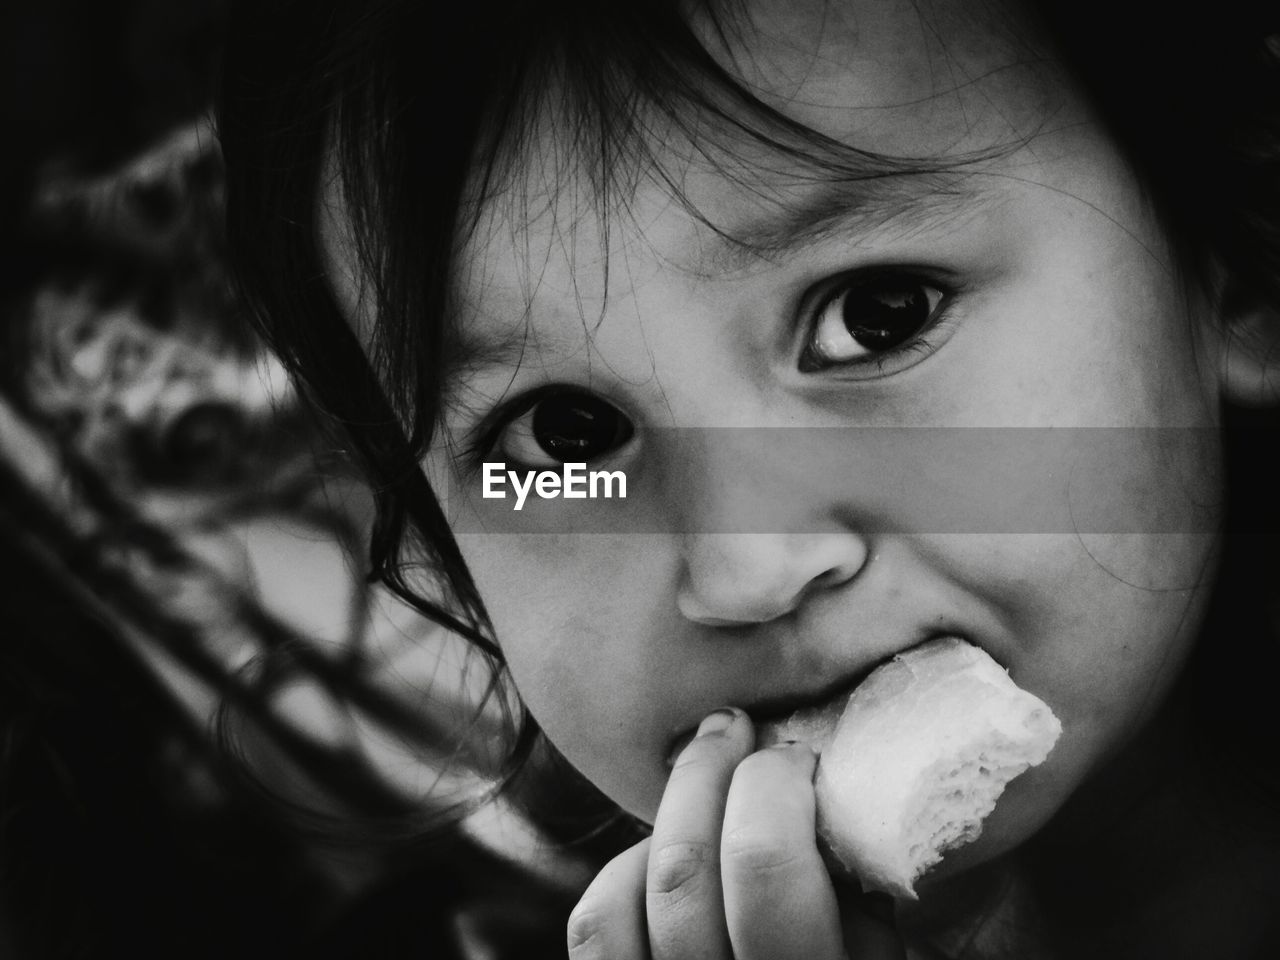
[960,136,1219,431]
[454,532,678,816]
[946,528,1216,769]
[916,527,1219,874]
[1035,537,1213,721]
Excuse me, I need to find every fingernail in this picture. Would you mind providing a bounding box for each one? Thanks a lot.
[697,708,739,737]
[769,740,819,778]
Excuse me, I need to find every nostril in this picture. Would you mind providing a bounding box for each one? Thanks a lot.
[815,535,871,587]
[677,610,770,629]
[675,533,869,626]
[676,579,792,626]
[810,566,850,589]
[808,552,867,593]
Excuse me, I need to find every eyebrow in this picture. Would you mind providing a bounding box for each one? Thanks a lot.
[689,173,988,275]
[442,315,549,393]
[441,302,595,406]
[442,172,988,386]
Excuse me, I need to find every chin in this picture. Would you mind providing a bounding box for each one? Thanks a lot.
[913,767,1069,897]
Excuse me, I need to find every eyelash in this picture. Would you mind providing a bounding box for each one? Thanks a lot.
[456,383,561,467]
[456,383,635,472]
[797,268,958,377]
[456,269,959,467]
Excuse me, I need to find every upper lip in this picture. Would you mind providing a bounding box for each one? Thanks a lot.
[739,660,884,726]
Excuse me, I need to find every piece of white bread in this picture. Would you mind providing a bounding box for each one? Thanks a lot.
[813,637,1061,899]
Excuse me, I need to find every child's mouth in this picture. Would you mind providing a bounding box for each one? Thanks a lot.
[665,634,971,766]
[750,662,885,754]
[752,690,852,753]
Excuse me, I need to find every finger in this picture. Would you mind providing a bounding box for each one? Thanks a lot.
[720,742,845,960]
[646,707,753,960]
[568,839,652,960]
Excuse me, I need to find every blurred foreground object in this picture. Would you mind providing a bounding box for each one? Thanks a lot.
[2,118,615,958]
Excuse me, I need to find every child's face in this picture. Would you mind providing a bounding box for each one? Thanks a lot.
[334,0,1231,877]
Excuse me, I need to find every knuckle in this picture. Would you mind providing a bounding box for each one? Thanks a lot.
[565,901,609,958]
[648,838,718,900]
[566,841,648,960]
[720,823,804,880]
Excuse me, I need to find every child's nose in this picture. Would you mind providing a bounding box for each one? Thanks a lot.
[676,533,868,625]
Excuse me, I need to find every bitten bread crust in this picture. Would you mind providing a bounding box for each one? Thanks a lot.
[813,637,1061,898]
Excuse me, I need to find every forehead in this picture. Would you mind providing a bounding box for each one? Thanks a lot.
[320,0,1079,384]
[693,0,1052,152]
[445,0,1070,356]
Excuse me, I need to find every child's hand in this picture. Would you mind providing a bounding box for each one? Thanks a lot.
[566,707,906,959]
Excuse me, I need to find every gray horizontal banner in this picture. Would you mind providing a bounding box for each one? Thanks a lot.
[438,427,1241,534]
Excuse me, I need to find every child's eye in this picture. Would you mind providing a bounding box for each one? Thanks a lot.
[799,273,948,374]
[492,389,634,469]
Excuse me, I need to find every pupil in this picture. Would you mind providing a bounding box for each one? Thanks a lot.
[531,393,628,460]
[843,284,928,351]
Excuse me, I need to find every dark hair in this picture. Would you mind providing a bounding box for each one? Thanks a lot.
[218,0,1280,778]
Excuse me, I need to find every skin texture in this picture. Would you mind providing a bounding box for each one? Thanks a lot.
[320,0,1277,955]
